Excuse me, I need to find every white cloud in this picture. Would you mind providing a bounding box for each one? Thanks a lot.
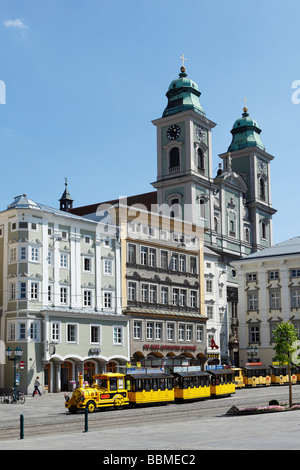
[3,19,29,30]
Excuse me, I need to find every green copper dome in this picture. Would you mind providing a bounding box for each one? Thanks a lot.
[228,108,265,152]
[163,67,206,117]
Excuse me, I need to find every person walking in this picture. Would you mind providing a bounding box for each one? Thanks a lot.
[32,376,42,397]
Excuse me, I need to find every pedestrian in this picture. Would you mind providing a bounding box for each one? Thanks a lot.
[32,376,42,397]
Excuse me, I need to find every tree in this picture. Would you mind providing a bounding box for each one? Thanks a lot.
[273,321,299,407]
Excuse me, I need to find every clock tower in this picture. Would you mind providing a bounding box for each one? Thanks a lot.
[151,64,216,226]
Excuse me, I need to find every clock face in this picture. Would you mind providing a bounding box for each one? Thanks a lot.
[167,124,181,140]
[258,161,266,172]
[196,126,205,141]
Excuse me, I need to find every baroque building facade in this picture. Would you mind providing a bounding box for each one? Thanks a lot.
[232,237,300,366]
[0,193,129,394]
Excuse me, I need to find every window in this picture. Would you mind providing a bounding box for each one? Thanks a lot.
[83,257,92,272]
[161,251,168,269]
[171,253,178,271]
[9,283,16,301]
[51,322,60,342]
[270,290,281,309]
[199,199,206,219]
[155,323,162,340]
[10,247,17,262]
[206,279,212,293]
[103,259,112,275]
[18,282,26,300]
[269,270,279,280]
[291,290,300,308]
[149,248,156,267]
[128,244,136,264]
[172,288,179,306]
[197,325,203,342]
[179,289,186,306]
[48,285,52,302]
[249,325,260,343]
[104,292,112,308]
[190,291,197,308]
[91,325,100,344]
[259,178,265,201]
[179,324,185,341]
[84,235,91,244]
[291,269,300,278]
[261,221,267,240]
[179,254,186,272]
[169,147,180,169]
[128,282,136,301]
[67,324,78,343]
[141,284,148,303]
[83,290,92,307]
[133,321,142,340]
[186,325,193,341]
[149,285,157,303]
[30,282,38,300]
[60,253,68,268]
[29,322,39,341]
[247,273,257,282]
[60,287,68,304]
[197,148,204,170]
[113,326,123,345]
[190,257,197,274]
[207,305,213,319]
[31,247,39,262]
[146,322,154,340]
[161,286,168,304]
[18,322,27,340]
[20,246,27,260]
[140,246,148,265]
[167,323,174,341]
[8,322,16,341]
[248,292,258,311]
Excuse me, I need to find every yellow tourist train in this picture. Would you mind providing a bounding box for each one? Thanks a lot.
[65,366,236,413]
[270,364,297,385]
[242,363,271,387]
[231,367,245,388]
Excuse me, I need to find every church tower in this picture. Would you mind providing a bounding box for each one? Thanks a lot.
[59,178,74,212]
[218,104,277,252]
[151,61,216,225]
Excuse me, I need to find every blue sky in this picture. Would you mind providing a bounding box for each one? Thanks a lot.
[0,0,299,245]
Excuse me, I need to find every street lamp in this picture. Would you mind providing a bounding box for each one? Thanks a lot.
[247,346,258,362]
[6,346,23,401]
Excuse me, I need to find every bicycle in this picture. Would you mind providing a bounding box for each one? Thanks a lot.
[1,389,25,404]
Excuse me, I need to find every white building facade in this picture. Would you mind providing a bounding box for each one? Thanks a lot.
[0,194,129,394]
[232,237,300,367]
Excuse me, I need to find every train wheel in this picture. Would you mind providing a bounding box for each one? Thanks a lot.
[114,396,124,409]
[86,400,96,413]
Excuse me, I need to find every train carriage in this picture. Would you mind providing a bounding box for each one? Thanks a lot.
[126,371,174,405]
[173,370,211,402]
[65,372,129,413]
[231,367,245,388]
[270,365,297,385]
[208,369,235,397]
[242,364,271,387]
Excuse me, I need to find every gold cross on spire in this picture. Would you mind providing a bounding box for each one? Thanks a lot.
[243,96,248,111]
[180,54,187,72]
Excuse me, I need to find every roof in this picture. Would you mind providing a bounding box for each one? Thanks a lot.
[70,191,158,216]
[233,237,300,262]
[4,194,98,225]
[228,108,265,152]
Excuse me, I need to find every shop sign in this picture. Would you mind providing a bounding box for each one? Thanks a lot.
[143,344,196,351]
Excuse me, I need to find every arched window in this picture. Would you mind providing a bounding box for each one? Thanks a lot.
[261,221,267,240]
[199,198,206,219]
[197,148,204,170]
[259,178,265,201]
[169,147,180,168]
[245,227,250,243]
[170,198,180,218]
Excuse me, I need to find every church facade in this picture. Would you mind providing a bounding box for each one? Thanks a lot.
[73,62,277,366]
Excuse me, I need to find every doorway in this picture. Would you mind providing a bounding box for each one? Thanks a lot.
[61,361,73,391]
